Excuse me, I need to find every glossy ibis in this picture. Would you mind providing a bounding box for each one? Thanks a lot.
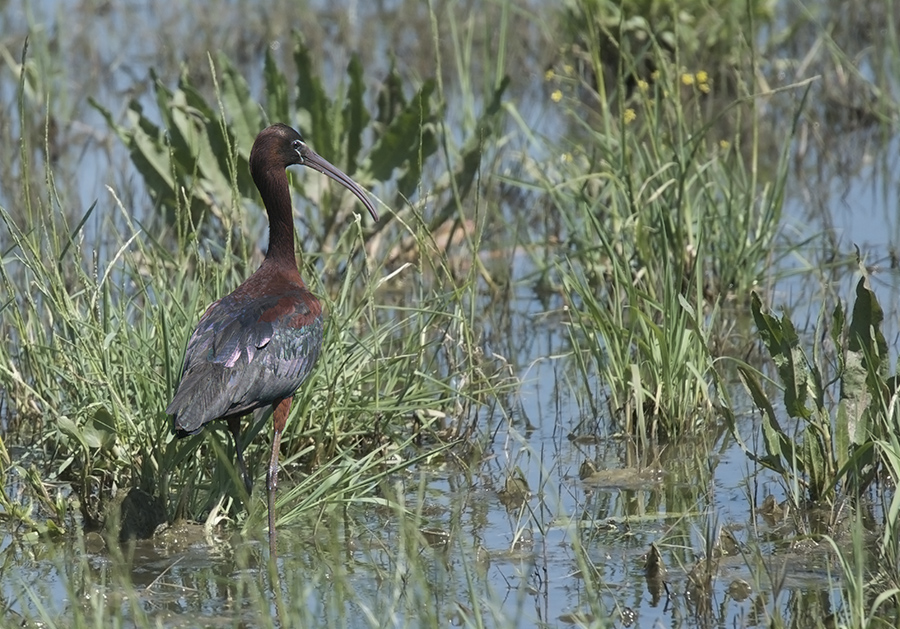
[166,123,378,555]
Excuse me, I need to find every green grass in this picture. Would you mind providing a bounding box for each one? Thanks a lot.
[0,21,513,538]
[507,20,793,440]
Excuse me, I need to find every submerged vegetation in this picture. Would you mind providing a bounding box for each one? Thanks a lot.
[1,0,900,626]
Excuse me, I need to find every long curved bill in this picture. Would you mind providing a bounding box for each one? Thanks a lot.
[298,145,379,222]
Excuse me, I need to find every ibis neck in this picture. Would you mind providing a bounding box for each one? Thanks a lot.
[256,167,298,268]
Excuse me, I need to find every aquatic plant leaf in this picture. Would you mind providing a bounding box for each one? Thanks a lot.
[837,274,888,494]
[736,365,790,474]
[448,76,510,203]
[835,276,886,450]
[836,438,877,497]
[802,416,831,501]
[366,80,438,193]
[264,48,290,126]
[218,53,262,156]
[84,407,118,451]
[129,122,175,198]
[294,33,335,161]
[783,317,814,420]
[831,300,846,368]
[845,276,887,436]
[415,76,510,233]
[342,54,369,177]
[91,98,177,212]
[750,292,812,420]
[56,415,89,453]
[848,276,887,371]
[171,77,234,210]
[833,298,855,471]
[836,300,869,461]
[376,66,407,127]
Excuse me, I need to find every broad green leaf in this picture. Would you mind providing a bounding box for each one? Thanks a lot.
[171,77,235,215]
[179,73,219,120]
[218,53,262,157]
[803,415,834,502]
[81,407,118,451]
[840,345,870,446]
[750,291,783,356]
[736,365,789,474]
[92,97,177,215]
[781,315,812,420]
[835,399,852,471]
[57,415,88,453]
[124,104,178,210]
[294,32,334,160]
[750,292,811,420]
[841,276,885,445]
[366,80,437,185]
[831,300,845,372]
[90,407,118,449]
[376,65,407,127]
[848,275,887,380]
[342,54,369,176]
[264,47,290,126]
[842,438,877,496]
[447,76,510,203]
[151,68,175,126]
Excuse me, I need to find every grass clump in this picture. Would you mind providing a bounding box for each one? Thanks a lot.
[0,30,511,540]
[516,23,791,439]
[556,0,775,101]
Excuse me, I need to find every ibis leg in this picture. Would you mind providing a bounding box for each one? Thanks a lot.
[227,416,253,496]
[267,396,293,557]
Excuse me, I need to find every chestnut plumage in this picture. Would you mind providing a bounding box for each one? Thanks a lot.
[167,123,378,556]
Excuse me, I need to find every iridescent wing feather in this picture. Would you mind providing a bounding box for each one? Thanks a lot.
[167,290,323,435]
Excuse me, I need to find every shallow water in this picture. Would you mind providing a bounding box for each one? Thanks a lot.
[0,283,847,627]
[2,0,900,627]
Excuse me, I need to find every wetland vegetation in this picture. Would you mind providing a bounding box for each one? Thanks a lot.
[2,0,900,626]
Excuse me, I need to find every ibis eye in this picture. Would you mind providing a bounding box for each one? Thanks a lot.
[291,139,303,151]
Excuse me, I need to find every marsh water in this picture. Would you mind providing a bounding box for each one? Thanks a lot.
[2,1,900,627]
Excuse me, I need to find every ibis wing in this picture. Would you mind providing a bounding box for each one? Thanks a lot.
[167,291,323,435]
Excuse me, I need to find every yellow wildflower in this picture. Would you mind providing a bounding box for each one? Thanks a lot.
[699,82,711,94]
[551,89,563,103]
[650,70,661,81]
[681,73,694,86]
[637,79,649,91]
[623,108,636,124]
[563,64,574,75]
[696,70,709,84]
[719,139,730,150]
[545,69,555,81]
